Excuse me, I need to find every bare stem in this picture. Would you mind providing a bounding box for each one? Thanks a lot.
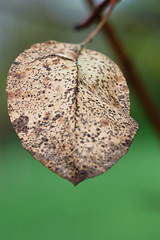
[75,0,110,30]
[81,0,118,47]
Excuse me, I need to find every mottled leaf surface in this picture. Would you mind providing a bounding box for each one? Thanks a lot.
[6,41,138,185]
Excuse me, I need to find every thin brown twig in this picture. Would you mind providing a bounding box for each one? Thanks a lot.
[81,0,118,47]
[84,0,160,136]
[75,0,110,29]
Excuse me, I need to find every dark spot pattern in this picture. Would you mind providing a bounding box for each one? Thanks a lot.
[13,115,29,133]
[6,40,138,186]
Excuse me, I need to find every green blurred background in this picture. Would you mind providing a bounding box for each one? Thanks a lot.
[0,0,160,239]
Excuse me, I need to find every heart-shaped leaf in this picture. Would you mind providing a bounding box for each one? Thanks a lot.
[6,41,138,185]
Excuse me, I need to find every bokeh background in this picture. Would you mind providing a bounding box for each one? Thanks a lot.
[0,0,160,239]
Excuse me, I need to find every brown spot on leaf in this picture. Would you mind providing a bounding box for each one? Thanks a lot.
[122,139,132,147]
[52,58,60,64]
[43,112,52,120]
[13,115,29,133]
[123,85,129,93]
[113,103,120,109]
[43,64,51,71]
[8,104,13,113]
[109,141,115,147]
[52,114,61,121]
[55,85,62,92]
[42,77,52,85]
[8,89,21,100]
[100,119,109,126]
[13,72,26,79]
[91,83,98,89]
[26,67,32,71]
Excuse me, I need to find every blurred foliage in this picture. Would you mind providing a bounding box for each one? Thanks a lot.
[0,0,160,240]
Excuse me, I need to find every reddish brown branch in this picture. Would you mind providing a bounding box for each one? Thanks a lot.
[75,0,110,29]
[84,0,160,136]
[81,0,118,47]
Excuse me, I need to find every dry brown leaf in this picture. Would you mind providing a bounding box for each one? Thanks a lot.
[6,40,138,185]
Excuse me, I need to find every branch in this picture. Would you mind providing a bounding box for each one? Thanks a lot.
[81,0,118,47]
[75,0,110,29]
